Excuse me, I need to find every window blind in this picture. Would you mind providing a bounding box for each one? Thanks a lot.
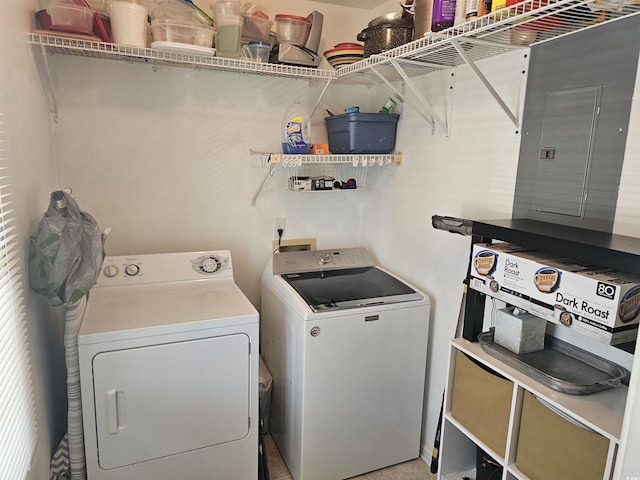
[0,95,37,479]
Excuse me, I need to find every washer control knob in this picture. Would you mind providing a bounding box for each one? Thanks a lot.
[319,253,332,264]
[199,256,222,274]
[124,264,140,276]
[103,265,119,278]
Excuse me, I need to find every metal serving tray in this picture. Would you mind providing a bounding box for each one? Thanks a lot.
[478,330,629,395]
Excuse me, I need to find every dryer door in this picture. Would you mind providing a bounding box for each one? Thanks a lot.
[91,334,250,470]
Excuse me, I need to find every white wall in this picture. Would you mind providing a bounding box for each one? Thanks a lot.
[0,0,63,478]
[361,52,526,455]
[6,0,640,478]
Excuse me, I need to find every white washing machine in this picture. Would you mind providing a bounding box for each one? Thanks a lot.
[260,248,430,480]
[78,251,259,480]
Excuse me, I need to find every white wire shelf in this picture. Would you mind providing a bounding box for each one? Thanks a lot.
[249,151,401,205]
[336,0,640,83]
[267,153,402,166]
[28,32,337,80]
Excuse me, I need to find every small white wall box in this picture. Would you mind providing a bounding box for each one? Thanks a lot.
[494,308,547,354]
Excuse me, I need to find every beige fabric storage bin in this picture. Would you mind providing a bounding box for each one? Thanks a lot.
[450,351,513,456]
[516,391,609,480]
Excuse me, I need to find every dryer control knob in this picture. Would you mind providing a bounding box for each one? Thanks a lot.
[199,256,222,274]
[125,264,140,276]
[103,265,119,278]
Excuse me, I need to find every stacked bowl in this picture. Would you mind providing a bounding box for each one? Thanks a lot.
[323,43,364,69]
[241,3,272,43]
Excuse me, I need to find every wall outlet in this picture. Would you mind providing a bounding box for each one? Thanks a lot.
[275,218,285,238]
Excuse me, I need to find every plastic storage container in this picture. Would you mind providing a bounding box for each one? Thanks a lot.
[274,14,311,44]
[37,9,112,40]
[151,0,197,21]
[151,19,214,47]
[47,1,94,32]
[210,0,241,18]
[241,13,273,42]
[109,1,149,47]
[325,112,400,154]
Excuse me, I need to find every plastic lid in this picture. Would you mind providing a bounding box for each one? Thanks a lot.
[48,2,91,9]
[248,40,270,46]
[275,14,310,23]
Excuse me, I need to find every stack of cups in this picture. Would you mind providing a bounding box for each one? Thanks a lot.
[210,0,242,58]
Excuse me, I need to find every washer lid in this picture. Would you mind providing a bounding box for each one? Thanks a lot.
[281,266,423,312]
[78,279,258,344]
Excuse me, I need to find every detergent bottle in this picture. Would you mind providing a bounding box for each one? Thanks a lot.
[282,101,311,154]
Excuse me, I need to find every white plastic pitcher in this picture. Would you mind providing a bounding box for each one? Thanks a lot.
[109,1,148,48]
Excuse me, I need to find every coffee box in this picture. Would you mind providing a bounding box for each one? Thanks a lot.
[469,242,640,344]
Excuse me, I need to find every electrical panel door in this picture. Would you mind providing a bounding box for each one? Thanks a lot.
[533,86,601,218]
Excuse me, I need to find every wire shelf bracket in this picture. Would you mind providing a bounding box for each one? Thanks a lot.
[450,37,529,131]
[33,43,59,123]
[390,59,451,135]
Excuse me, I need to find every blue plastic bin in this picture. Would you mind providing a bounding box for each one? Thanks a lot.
[324,112,400,154]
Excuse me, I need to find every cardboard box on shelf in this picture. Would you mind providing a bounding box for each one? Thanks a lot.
[469,242,640,345]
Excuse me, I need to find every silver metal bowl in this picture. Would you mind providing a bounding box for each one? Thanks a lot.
[367,11,413,28]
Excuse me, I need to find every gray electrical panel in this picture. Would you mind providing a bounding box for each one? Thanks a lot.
[512,15,639,233]
[533,86,601,218]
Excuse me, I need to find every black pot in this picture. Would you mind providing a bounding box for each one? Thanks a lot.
[356,24,413,58]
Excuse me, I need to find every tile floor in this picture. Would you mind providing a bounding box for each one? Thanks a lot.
[265,433,437,480]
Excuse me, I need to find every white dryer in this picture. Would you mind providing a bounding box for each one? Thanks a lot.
[261,248,430,480]
[78,251,259,480]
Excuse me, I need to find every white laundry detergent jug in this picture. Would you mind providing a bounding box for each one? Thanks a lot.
[282,101,311,154]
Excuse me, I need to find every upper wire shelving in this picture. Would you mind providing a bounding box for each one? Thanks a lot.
[28,0,638,127]
[28,0,639,83]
